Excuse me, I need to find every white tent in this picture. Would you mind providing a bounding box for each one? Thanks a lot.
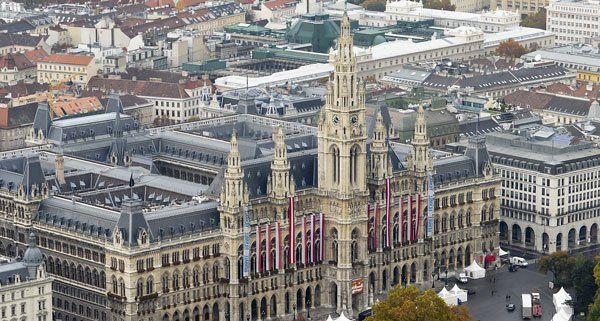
[335,312,352,321]
[450,284,468,303]
[327,316,335,321]
[464,260,486,279]
[552,307,573,321]
[553,287,572,310]
[552,287,573,321]
[438,287,458,306]
[498,247,509,256]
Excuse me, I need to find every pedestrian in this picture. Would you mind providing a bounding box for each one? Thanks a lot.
[506,293,509,301]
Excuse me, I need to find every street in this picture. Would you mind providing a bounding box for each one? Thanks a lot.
[463,263,555,321]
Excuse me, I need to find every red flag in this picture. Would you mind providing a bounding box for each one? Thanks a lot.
[289,196,295,265]
[256,225,261,273]
[266,224,271,271]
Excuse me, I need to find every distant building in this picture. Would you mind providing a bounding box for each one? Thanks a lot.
[386,0,520,30]
[285,13,341,53]
[491,0,548,15]
[0,33,50,56]
[523,45,600,84]
[37,54,100,85]
[502,90,596,125]
[0,99,38,151]
[546,0,600,46]
[0,48,48,86]
[0,233,53,321]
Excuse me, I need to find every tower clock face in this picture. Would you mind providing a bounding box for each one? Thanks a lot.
[332,115,340,126]
[350,115,358,125]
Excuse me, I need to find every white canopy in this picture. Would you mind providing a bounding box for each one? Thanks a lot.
[327,316,335,321]
[464,260,486,279]
[335,312,352,321]
[437,287,458,306]
[552,288,573,321]
[552,306,573,321]
[450,284,468,302]
[498,247,509,256]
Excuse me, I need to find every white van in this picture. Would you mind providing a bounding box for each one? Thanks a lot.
[458,273,469,284]
[510,256,528,267]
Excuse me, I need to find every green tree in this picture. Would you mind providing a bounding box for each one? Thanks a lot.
[362,0,387,11]
[572,256,597,313]
[588,257,600,321]
[367,286,470,321]
[520,10,546,29]
[495,38,528,58]
[539,251,576,287]
[423,0,456,11]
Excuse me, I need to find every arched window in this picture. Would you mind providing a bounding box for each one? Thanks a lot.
[351,229,359,263]
[331,145,340,185]
[161,273,169,292]
[331,229,339,263]
[136,279,144,298]
[111,276,118,294]
[146,277,154,294]
[350,145,360,184]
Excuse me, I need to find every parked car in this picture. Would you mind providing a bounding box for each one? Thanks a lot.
[506,303,516,312]
[510,256,528,267]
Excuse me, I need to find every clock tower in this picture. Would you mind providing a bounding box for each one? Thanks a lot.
[317,11,367,197]
[317,11,369,316]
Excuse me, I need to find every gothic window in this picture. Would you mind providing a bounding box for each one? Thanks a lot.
[331,229,339,263]
[182,269,189,288]
[172,271,180,290]
[331,145,340,185]
[118,278,125,297]
[193,267,200,286]
[450,214,455,230]
[481,207,487,222]
[161,273,169,293]
[466,210,472,225]
[136,279,143,298]
[146,276,154,294]
[112,276,118,294]
[351,229,359,263]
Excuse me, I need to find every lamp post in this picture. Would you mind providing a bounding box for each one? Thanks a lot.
[293,303,297,321]
[307,299,311,320]
[444,269,448,286]
[432,272,435,288]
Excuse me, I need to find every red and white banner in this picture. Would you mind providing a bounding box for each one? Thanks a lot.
[266,223,271,271]
[367,203,372,251]
[289,196,295,265]
[275,221,281,270]
[416,194,421,241]
[302,215,307,265]
[374,202,379,250]
[256,225,261,273]
[320,213,325,261]
[385,178,391,248]
[310,214,316,263]
[408,195,413,242]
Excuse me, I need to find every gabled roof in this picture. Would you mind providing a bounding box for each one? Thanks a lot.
[39,54,94,66]
[87,77,191,99]
[263,0,298,10]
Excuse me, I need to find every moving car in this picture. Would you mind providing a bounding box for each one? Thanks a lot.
[506,303,516,312]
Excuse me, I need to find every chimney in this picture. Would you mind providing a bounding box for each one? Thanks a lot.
[55,153,65,185]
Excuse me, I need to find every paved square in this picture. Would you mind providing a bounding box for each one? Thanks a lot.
[462,263,555,321]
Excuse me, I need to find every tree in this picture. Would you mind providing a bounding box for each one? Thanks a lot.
[588,257,600,321]
[362,0,386,11]
[367,286,470,321]
[423,0,456,11]
[572,256,597,313]
[520,10,546,30]
[538,251,576,287]
[495,38,528,58]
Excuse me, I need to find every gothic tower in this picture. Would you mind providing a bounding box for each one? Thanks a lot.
[218,130,248,321]
[408,105,433,193]
[317,11,369,316]
[268,126,293,221]
[318,10,367,197]
[368,109,389,183]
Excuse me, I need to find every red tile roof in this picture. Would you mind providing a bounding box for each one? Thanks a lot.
[51,96,103,118]
[39,54,94,66]
[0,53,35,71]
[263,0,298,10]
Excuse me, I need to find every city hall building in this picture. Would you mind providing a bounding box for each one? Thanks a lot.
[0,12,499,321]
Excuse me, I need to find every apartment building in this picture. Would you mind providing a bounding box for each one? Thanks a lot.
[37,54,100,85]
[491,0,548,15]
[547,0,600,46]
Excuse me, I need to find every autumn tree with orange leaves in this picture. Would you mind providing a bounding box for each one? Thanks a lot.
[366,286,471,321]
[495,38,528,58]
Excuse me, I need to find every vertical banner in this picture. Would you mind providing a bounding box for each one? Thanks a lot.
[266,224,271,271]
[256,225,261,273]
[275,222,281,270]
[385,178,391,248]
[302,216,307,265]
[243,205,250,277]
[408,195,413,242]
[367,203,371,251]
[320,213,325,261]
[289,196,295,265]
[427,172,434,237]
[400,196,404,243]
[416,194,421,240]
[310,214,316,263]
[374,202,379,251]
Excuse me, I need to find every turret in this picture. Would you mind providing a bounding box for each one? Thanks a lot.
[270,126,291,199]
[369,109,388,181]
[221,130,245,209]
